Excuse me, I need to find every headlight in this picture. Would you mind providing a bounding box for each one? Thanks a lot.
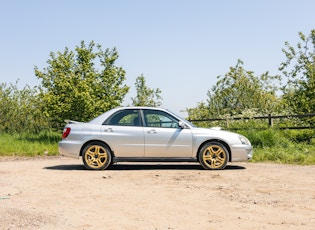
[239,135,251,145]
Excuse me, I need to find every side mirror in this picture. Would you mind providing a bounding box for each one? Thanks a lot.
[178,121,187,129]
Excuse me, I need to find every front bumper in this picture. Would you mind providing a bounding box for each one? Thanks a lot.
[231,144,253,162]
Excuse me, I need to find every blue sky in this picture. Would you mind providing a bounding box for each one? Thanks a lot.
[0,0,314,116]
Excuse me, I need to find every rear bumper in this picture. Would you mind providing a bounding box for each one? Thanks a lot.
[58,140,82,159]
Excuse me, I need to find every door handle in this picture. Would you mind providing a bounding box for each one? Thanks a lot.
[104,128,113,132]
[148,129,157,134]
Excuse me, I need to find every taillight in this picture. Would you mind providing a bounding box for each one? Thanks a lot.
[62,127,71,139]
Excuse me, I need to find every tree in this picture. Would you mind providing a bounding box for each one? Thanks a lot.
[35,41,129,128]
[208,60,279,115]
[279,30,315,114]
[131,74,162,107]
[187,60,280,119]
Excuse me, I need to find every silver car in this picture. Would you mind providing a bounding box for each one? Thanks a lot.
[59,107,252,170]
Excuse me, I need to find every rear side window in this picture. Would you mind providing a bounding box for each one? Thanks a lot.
[103,110,141,126]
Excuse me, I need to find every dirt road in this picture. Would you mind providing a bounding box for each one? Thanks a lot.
[0,156,314,230]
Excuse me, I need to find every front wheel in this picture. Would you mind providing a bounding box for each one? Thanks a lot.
[82,142,112,170]
[198,142,229,170]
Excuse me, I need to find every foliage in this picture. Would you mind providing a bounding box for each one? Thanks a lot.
[131,74,162,106]
[209,59,280,115]
[280,30,315,114]
[186,60,280,120]
[35,41,129,128]
[282,129,315,144]
[238,129,289,148]
[186,102,210,121]
[0,81,49,133]
[252,145,315,165]
[239,128,315,165]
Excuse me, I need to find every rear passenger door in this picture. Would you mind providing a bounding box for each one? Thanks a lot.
[102,109,144,157]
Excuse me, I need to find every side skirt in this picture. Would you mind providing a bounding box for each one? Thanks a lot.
[113,157,197,163]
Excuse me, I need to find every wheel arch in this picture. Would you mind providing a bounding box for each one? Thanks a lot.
[196,139,232,162]
[80,140,114,157]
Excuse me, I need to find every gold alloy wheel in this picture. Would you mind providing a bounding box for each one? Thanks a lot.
[84,145,109,169]
[201,144,227,169]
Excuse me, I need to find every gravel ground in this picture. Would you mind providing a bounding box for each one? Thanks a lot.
[0,156,314,230]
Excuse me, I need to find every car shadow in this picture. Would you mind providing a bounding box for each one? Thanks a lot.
[44,164,246,171]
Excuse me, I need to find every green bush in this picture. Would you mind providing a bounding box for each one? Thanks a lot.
[282,129,315,144]
[235,128,315,165]
[0,82,50,134]
[237,129,290,148]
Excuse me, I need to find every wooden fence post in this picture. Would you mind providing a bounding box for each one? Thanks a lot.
[268,113,273,127]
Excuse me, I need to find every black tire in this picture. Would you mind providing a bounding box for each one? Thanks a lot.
[198,142,229,170]
[82,142,112,170]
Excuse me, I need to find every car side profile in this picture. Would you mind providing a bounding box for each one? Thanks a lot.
[59,107,253,170]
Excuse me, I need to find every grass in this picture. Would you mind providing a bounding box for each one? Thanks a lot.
[0,129,315,165]
[238,128,315,165]
[0,131,60,157]
[252,144,315,165]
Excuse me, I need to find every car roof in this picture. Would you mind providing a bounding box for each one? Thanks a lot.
[119,106,166,110]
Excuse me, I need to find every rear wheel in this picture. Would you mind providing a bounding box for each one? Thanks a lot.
[82,142,112,170]
[198,142,228,170]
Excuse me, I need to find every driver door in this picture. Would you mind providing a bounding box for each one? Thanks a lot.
[142,109,193,158]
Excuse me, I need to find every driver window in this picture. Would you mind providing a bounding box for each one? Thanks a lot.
[143,110,179,128]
